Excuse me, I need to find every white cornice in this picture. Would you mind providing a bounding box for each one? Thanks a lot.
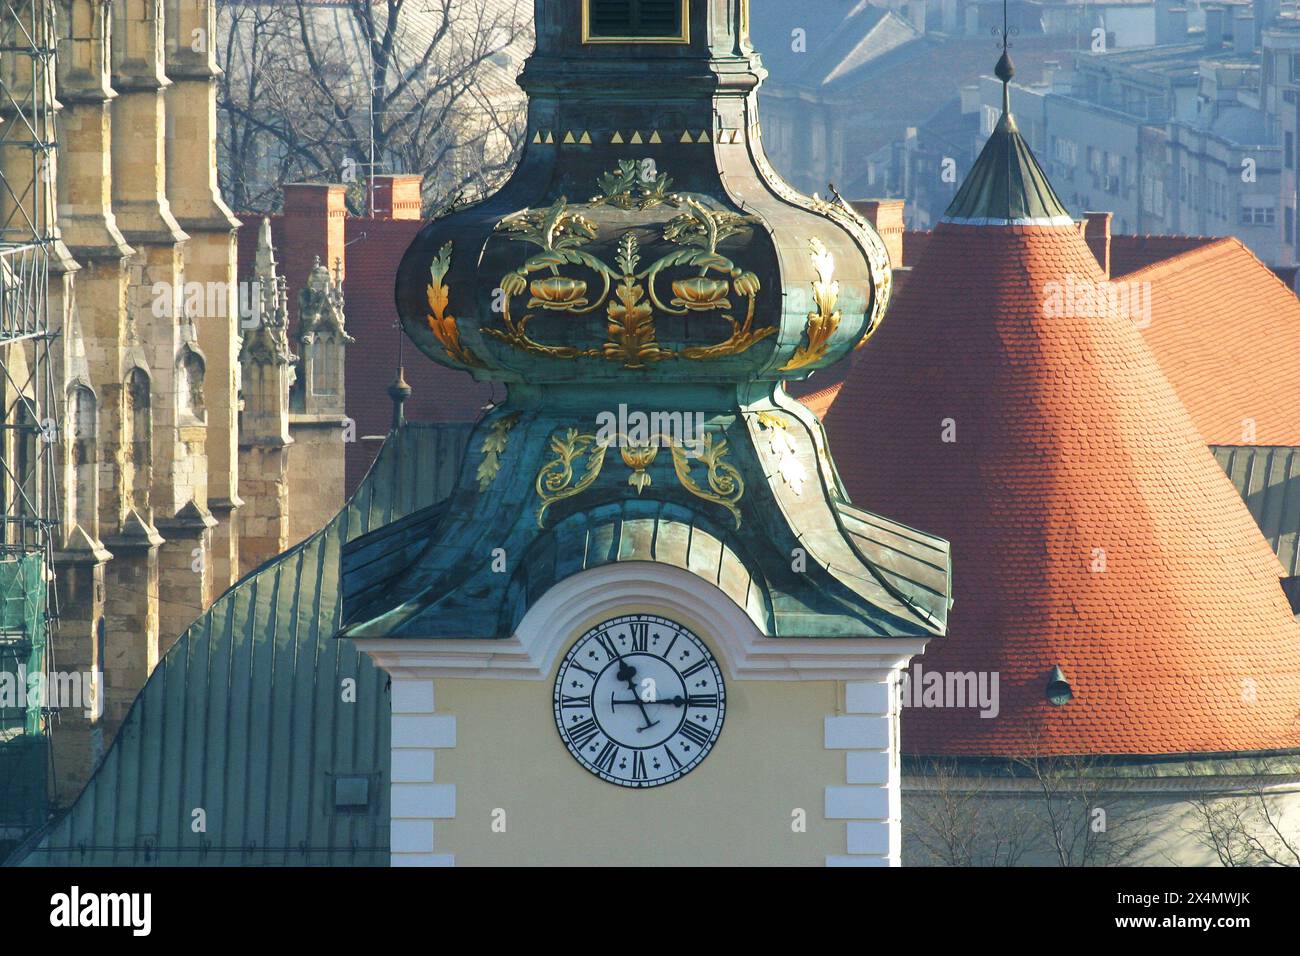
[356,561,932,681]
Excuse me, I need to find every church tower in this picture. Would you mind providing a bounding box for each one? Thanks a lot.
[340,0,951,866]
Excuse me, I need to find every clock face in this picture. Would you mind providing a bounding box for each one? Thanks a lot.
[553,614,726,788]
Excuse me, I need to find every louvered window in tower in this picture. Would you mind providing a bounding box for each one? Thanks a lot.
[584,0,688,42]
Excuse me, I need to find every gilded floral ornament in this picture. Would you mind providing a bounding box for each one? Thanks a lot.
[824,184,890,348]
[534,425,745,528]
[619,440,660,493]
[669,435,745,528]
[592,159,679,210]
[535,429,609,527]
[426,242,485,369]
[756,411,807,496]
[476,411,522,492]
[482,166,777,369]
[604,235,666,368]
[781,238,842,371]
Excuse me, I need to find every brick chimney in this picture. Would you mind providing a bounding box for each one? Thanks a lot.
[1082,211,1112,278]
[851,198,906,268]
[280,183,348,324]
[370,174,424,220]
[1205,4,1226,49]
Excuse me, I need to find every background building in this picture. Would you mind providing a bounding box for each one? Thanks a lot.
[0,0,351,857]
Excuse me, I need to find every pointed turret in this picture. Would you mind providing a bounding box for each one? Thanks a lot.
[942,49,1072,227]
[824,52,1300,757]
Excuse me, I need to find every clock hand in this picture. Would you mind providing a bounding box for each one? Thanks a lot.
[610,694,686,708]
[610,649,659,731]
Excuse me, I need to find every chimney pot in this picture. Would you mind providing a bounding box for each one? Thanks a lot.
[1083,211,1112,278]
[368,174,425,220]
[1205,4,1226,49]
[852,198,906,269]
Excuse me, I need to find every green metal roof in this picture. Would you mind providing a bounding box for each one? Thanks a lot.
[943,54,1073,227]
[6,422,472,867]
[340,393,952,641]
[1213,445,1300,577]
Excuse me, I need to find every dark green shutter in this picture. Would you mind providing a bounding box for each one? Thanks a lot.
[589,0,682,38]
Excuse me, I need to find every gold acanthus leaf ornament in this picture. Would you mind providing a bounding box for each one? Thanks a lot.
[781,238,842,371]
[534,426,745,528]
[755,411,807,496]
[535,429,610,527]
[476,411,522,492]
[669,434,745,528]
[426,242,486,368]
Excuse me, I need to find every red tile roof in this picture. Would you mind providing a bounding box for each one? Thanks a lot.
[824,220,1300,757]
[1110,234,1220,278]
[1124,237,1300,446]
[796,382,844,420]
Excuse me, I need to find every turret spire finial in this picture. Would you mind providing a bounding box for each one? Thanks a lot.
[995,0,1015,116]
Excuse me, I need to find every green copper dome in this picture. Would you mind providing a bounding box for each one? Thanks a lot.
[342,1,952,644]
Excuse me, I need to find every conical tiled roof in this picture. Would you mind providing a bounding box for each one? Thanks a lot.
[942,51,1073,226]
[824,216,1300,756]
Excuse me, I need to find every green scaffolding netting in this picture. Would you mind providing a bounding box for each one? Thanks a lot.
[0,551,48,837]
[0,551,46,735]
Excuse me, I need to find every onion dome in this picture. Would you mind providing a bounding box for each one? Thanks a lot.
[340,1,951,644]
[394,1,891,385]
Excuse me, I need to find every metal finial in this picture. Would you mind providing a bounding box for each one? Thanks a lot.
[994,0,1016,116]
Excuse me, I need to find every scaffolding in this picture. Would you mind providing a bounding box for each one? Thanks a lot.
[0,0,60,851]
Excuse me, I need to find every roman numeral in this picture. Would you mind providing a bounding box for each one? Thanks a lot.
[663,633,678,656]
[567,718,600,749]
[631,751,647,781]
[679,721,711,746]
[663,746,683,770]
[629,622,649,652]
[570,663,598,678]
[595,632,619,660]
[681,659,709,678]
[560,695,590,709]
[687,693,718,708]
[594,740,619,772]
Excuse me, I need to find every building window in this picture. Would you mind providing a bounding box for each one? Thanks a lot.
[1239,205,1276,226]
[1287,132,1294,170]
[124,368,152,513]
[1287,205,1295,244]
[583,0,689,43]
[68,385,97,536]
[178,348,206,424]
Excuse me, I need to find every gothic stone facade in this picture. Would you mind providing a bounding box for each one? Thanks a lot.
[0,0,350,804]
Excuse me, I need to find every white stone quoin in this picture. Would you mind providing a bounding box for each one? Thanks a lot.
[388,677,456,867]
